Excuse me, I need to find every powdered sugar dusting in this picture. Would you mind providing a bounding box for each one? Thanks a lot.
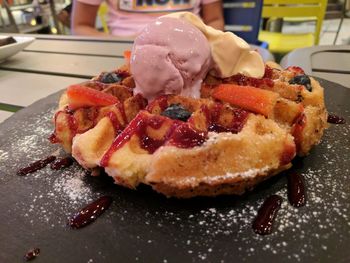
[204,166,270,183]
[8,161,96,227]
[0,108,55,165]
[0,149,9,161]
[0,93,349,262]
[0,106,96,227]
[53,168,92,204]
[135,122,350,262]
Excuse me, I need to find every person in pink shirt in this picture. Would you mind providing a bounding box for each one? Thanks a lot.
[71,0,224,37]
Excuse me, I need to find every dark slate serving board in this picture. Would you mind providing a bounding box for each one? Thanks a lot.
[0,78,349,263]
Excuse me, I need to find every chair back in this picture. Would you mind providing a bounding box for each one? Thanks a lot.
[97,2,109,33]
[0,0,19,33]
[262,0,328,44]
[223,0,263,44]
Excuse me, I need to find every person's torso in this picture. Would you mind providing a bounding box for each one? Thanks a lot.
[106,0,202,36]
[117,0,200,14]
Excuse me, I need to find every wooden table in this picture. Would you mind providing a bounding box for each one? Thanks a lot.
[0,34,273,123]
[280,45,350,89]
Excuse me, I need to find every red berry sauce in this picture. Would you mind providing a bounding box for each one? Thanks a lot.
[24,248,40,261]
[17,156,56,176]
[327,114,346,124]
[263,65,274,79]
[286,66,305,75]
[68,196,113,229]
[50,157,73,170]
[252,195,283,235]
[168,123,207,149]
[291,113,307,152]
[100,112,168,165]
[146,95,169,113]
[287,172,306,207]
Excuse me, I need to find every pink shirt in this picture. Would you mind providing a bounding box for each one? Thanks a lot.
[77,0,219,36]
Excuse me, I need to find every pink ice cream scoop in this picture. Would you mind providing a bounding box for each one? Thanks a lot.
[130,16,212,101]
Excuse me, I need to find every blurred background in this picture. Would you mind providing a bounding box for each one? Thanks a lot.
[1,0,349,57]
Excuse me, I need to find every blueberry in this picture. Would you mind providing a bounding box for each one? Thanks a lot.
[289,74,312,91]
[100,72,122,84]
[161,104,192,122]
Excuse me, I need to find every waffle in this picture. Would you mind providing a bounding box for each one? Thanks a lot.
[51,63,328,198]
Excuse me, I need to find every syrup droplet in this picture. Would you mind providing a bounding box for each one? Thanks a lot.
[252,195,282,235]
[50,157,73,170]
[263,65,274,79]
[226,73,274,88]
[24,248,40,261]
[168,124,207,148]
[287,172,306,207]
[327,114,346,124]
[68,196,112,229]
[208,123,231,133]
[48,133,60,143]
[17,156,56,176]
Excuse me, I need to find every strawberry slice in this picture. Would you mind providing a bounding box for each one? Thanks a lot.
[212,84,279,117]
[124,50,131,63]
[67,85,119,110]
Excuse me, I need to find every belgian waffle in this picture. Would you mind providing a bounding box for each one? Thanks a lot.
[51,63,328,198]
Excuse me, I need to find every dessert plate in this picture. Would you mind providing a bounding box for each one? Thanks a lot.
[0,78,349,263]
[0,36,35,63]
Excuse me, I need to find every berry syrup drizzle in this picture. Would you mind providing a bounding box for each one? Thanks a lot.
[50,157,73,170]
[205,103,249,134]
[224,65,275,88]
[287,172,306,207]
[24,248,40,261]
[17,156,56,176]
[327,114,346,124]
[68,196,113,229]
[167,123,207,148]
[50,101,130,146]
[252,195,283,235]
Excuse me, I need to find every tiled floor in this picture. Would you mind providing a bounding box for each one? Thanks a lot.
[282,18,350,45]
[320,18,350,45]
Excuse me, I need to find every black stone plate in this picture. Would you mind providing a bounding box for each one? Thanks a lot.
[0,78,349,263]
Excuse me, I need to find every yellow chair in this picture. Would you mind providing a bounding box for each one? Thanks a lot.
[258,0,328,54]
[97,2,109,33]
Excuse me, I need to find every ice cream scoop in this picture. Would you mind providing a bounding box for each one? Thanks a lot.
[130,16,212,101]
